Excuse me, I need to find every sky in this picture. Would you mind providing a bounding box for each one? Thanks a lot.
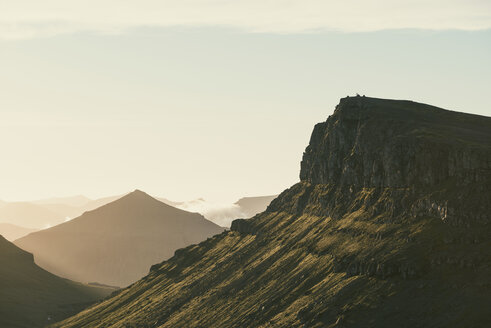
[0,1,490,202]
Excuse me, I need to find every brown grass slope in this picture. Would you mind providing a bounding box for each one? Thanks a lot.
[53,97,491,328]
[0,235,112,328]
[15,190,224,287]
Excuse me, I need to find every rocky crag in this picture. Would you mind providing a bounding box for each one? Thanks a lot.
[54,96,491,328]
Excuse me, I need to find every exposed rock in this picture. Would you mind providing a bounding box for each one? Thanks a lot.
[300,97,491,189]
[230,218,255,234]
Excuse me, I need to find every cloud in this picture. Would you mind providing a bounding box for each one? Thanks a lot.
[0,0,490,39]
[173,198,246,228]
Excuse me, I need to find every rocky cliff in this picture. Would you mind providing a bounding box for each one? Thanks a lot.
[300,97,490,189]
[53,97,491,328]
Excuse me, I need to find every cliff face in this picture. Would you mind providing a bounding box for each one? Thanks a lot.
[292,96,491,236]
[54,97,491,328]
[300,97,491,188]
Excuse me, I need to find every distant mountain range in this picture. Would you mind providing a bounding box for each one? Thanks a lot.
[0,193,277,233]
[0,202,66,230]
[0,196,123,230]
[15,190,225,287]
[0,223,37,241]
[32,195,92,207]
[0,235,112,328]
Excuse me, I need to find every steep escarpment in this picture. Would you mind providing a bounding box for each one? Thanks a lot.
[54,97,491,328]
[301,97,490,188]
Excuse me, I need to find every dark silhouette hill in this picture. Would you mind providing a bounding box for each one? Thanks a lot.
[53,97,491,328]
[0,223,37,241]
[0,235,112,328]
[15,190,225,287]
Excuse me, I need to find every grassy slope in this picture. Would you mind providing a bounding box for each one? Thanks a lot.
[53,186,491,327]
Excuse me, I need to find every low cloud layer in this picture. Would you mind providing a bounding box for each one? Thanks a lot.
[1,0,490,39]
[173,199,247,228]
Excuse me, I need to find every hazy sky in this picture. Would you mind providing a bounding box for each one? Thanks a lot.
[0,2,490,202]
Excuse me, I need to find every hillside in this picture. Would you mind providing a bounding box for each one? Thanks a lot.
[0,235,112,328]
[53,97,491,328]
[16,190,225,287]
[0,223,37,241]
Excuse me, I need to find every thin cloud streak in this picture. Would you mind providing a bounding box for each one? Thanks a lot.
[1,0,490,39]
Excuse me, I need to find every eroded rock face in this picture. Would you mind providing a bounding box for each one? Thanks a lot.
[300,96,491,189]
[230,218,255,234]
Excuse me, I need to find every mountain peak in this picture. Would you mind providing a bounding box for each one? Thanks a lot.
[126,189,150,198]
[115,189,159,204]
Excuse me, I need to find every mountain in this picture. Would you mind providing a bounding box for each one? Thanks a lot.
[0,193,273,232]
[0,196,124,231]
[32,195,92,207]
[53,97,491,328]
[234,195,277,218]
[0,235,112,328]
[15,190,225,287]
[0,202,66,229]
[0,223,37,241]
